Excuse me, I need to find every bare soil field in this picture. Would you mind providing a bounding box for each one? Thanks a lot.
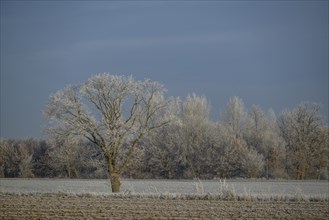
[1,193,328,220]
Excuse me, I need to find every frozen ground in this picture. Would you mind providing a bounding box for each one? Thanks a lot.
[2,193,329,219]
[0,179,328,199]
[2,179,328,219]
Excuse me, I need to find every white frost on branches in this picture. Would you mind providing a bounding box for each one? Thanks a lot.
[44,74,169,190]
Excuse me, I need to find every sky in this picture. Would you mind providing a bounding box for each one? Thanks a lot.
[1,1,328,139]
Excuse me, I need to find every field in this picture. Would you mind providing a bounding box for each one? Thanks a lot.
[1,179,328,219]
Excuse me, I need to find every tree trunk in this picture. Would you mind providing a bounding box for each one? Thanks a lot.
[110,171,121,193]
[107,156,121,192]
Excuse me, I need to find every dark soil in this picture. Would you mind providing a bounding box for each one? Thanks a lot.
[1,193,328,219]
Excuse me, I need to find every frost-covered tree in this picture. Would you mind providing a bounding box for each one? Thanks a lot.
[47,135,105,178]
[241,147,265,178]
[44,74,169,192]
[214,125,244,178]
[217,97,249,178]
[181,94,216,178]
[244,106,286,179]
[142,97,186,179]
[221,96,247,138]
[278,102,328,179]
[143,94,218,179]
[0,139,34,178]
[244,105,267,153]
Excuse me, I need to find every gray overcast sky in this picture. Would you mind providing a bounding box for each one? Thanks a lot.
[1,1,328,138]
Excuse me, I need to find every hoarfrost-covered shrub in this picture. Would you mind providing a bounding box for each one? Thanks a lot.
[241,148,265,178]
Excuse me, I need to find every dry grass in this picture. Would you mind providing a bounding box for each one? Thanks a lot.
[1,192,328,219]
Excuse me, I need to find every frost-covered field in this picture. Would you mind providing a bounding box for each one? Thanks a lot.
[1,179,328,199]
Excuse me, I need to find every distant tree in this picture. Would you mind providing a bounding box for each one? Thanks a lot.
[121,141,147,178]
[30,139,53,178]
[220,96,247,138]
[264,109,287,179]
[44,74,169,192]
[47,135,105,178]
[217,97,251,178]
[313,126,329,179]
[244,105,267,154]
[214,126,245,178]
[278,102,328,179]
[0,140,4,177]
[0,139,34,178]
[240,147,265,178]
[181,94,216,178]
[142,97,186,179]
[244,106,286,179]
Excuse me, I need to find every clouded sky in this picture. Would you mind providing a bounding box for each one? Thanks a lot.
[1,1,328,138]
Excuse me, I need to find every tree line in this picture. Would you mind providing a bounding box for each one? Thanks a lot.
[0,74,328,192]
[1,96,328,181]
